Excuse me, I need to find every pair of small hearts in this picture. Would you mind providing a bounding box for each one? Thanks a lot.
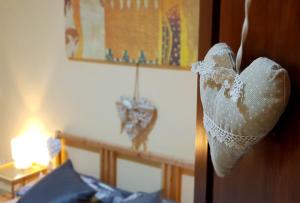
[193,43,290,177]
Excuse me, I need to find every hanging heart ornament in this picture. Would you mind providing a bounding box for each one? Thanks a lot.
[193,43,290,177]
[47,137,61,159]
[116,64,157,150]
[192,0,290,177]
[116,96,156,141]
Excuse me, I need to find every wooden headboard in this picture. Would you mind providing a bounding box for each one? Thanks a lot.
[54,131,194,203]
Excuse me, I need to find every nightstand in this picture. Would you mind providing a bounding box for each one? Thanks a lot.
[0,191,12,203]
[0,162,47,198]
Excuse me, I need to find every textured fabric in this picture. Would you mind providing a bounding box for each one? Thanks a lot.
[17,175,96,197]
[17,160,96,203]
[193,43,290,177]
[17,174,45,196]
[112,191,162,203]
[80,175,124,203]
[16,168,170,203]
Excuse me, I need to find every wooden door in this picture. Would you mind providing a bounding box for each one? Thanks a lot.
[195,0,300,202]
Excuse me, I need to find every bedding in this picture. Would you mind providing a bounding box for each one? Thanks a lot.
[112,191,161,203]
[17,160,96,203]
[16,160,176,203]
[80,176,176,203]
[80,176,165,203]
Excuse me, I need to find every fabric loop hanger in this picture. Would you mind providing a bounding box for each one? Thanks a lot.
[235,0,252,73]
[133,63,140,101]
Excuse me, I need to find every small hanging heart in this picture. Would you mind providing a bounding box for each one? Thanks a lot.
[47,137,61,159]
[116,96,156,141]
[116,64,157,151]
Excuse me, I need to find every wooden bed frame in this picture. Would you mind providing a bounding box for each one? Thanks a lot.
[54,131,194,203]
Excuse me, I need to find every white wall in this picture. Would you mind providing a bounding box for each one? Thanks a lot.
[0,0,197,202]
[0,48,4,161]
[0,49,12,163]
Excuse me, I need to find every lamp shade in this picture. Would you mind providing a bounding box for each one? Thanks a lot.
[11,136,32,169]
[11,135,61,169]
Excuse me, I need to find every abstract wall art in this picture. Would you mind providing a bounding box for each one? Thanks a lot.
[65,0,200,69]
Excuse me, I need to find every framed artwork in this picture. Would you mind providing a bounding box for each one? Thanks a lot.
[64,0,200,70]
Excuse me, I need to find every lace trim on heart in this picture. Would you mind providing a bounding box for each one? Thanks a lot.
[192,61,245,103]
[191,61,216,79]
[204,113,258,150]
[229,75,245,103]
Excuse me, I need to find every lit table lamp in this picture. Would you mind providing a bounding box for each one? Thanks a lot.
[11,136,33,169]
[11,136,61,170]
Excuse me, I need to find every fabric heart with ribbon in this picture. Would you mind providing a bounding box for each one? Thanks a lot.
[192,0,290,177]
[116,64,157,151]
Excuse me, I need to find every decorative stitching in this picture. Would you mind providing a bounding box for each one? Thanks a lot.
[204,113,258,150]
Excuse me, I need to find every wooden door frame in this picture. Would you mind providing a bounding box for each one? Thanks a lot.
[194,0,221,202]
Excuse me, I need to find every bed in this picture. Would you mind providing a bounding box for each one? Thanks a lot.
[7,131,194,203]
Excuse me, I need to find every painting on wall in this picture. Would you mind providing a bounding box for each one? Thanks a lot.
[64,0,200,69]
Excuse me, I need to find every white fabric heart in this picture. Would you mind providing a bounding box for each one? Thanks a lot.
[116,96,157,149]
[47,137,61,159]
[116,64,157,151]
[192,43,290,177]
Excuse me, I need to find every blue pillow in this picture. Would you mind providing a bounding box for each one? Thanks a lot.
[17,160,96,203]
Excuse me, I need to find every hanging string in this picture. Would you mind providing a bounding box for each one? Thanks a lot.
[133,63,140,100]
[235,0,252,74]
